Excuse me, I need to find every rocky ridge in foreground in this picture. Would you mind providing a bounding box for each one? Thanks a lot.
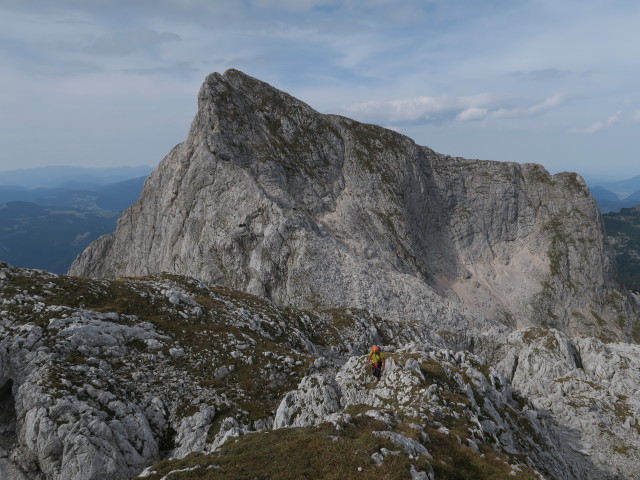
[1,263,639,479]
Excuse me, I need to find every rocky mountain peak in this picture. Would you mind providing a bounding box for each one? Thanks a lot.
[69,70,638,347]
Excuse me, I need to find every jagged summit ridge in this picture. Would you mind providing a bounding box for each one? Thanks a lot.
[69,69,637,345]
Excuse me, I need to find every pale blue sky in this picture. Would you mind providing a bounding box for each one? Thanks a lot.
[1,0,639,181]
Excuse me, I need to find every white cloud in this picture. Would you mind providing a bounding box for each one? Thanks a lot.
[345,92,568,126]
[456,107,488,122]
[490,93,568,119]
[634,110,640,122]
[569,110,622,134]
[606,110,622,125]
[346,93,498,124]
[574,121,604,135]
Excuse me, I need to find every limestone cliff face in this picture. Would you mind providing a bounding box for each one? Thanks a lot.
[69,69,636,344]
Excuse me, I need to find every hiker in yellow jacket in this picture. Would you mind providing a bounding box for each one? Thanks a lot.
[367,345,385,382]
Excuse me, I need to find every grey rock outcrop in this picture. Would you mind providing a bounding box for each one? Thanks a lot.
[2,264,639,479]
[69,69,638,346]
[272,373,341,428]
[267,340,640,479]
[0,263,436,479]
[497,327,640,479]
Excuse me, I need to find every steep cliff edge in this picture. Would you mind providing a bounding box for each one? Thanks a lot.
[69,69,638,345]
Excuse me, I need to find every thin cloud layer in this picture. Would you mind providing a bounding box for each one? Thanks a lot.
[491,93,570,119]
[511,69,569,82]
[88,29,181,55]
[346,93,570,126]
[570,111,623,135]
[0,0,639,179]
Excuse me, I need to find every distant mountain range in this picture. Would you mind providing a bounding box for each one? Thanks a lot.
[587,175,640,212]
[0,170,148,274]
[0,165,153,189]
[0,202,116,274]
[582,174,640,291]
[595,175,640,197]
[0,176,147,213]
[603,205,640,292]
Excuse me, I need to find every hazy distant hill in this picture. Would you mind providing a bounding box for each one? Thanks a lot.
[0,165,153,189]
[587,175,640,212]
[0,201,116,273]
[0,176,147,212]
[0,175,148,273]
[597,175,640,198]
[603,205,640,292]
[624,188,640,206]
[589,186,625,212]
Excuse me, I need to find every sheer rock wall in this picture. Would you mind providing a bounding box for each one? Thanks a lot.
[70,69,636,345]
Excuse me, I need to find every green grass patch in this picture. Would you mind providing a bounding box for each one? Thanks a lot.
[137,421,427,480]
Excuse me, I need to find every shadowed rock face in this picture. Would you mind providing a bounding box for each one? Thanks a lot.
[69,69,637,345]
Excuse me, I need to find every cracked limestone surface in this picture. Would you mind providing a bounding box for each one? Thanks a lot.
[1,263,639,479]
[0,263,432,479]
[497,327,640,479]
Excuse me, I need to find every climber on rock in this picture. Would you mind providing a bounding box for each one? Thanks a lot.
[367,345,385,382]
